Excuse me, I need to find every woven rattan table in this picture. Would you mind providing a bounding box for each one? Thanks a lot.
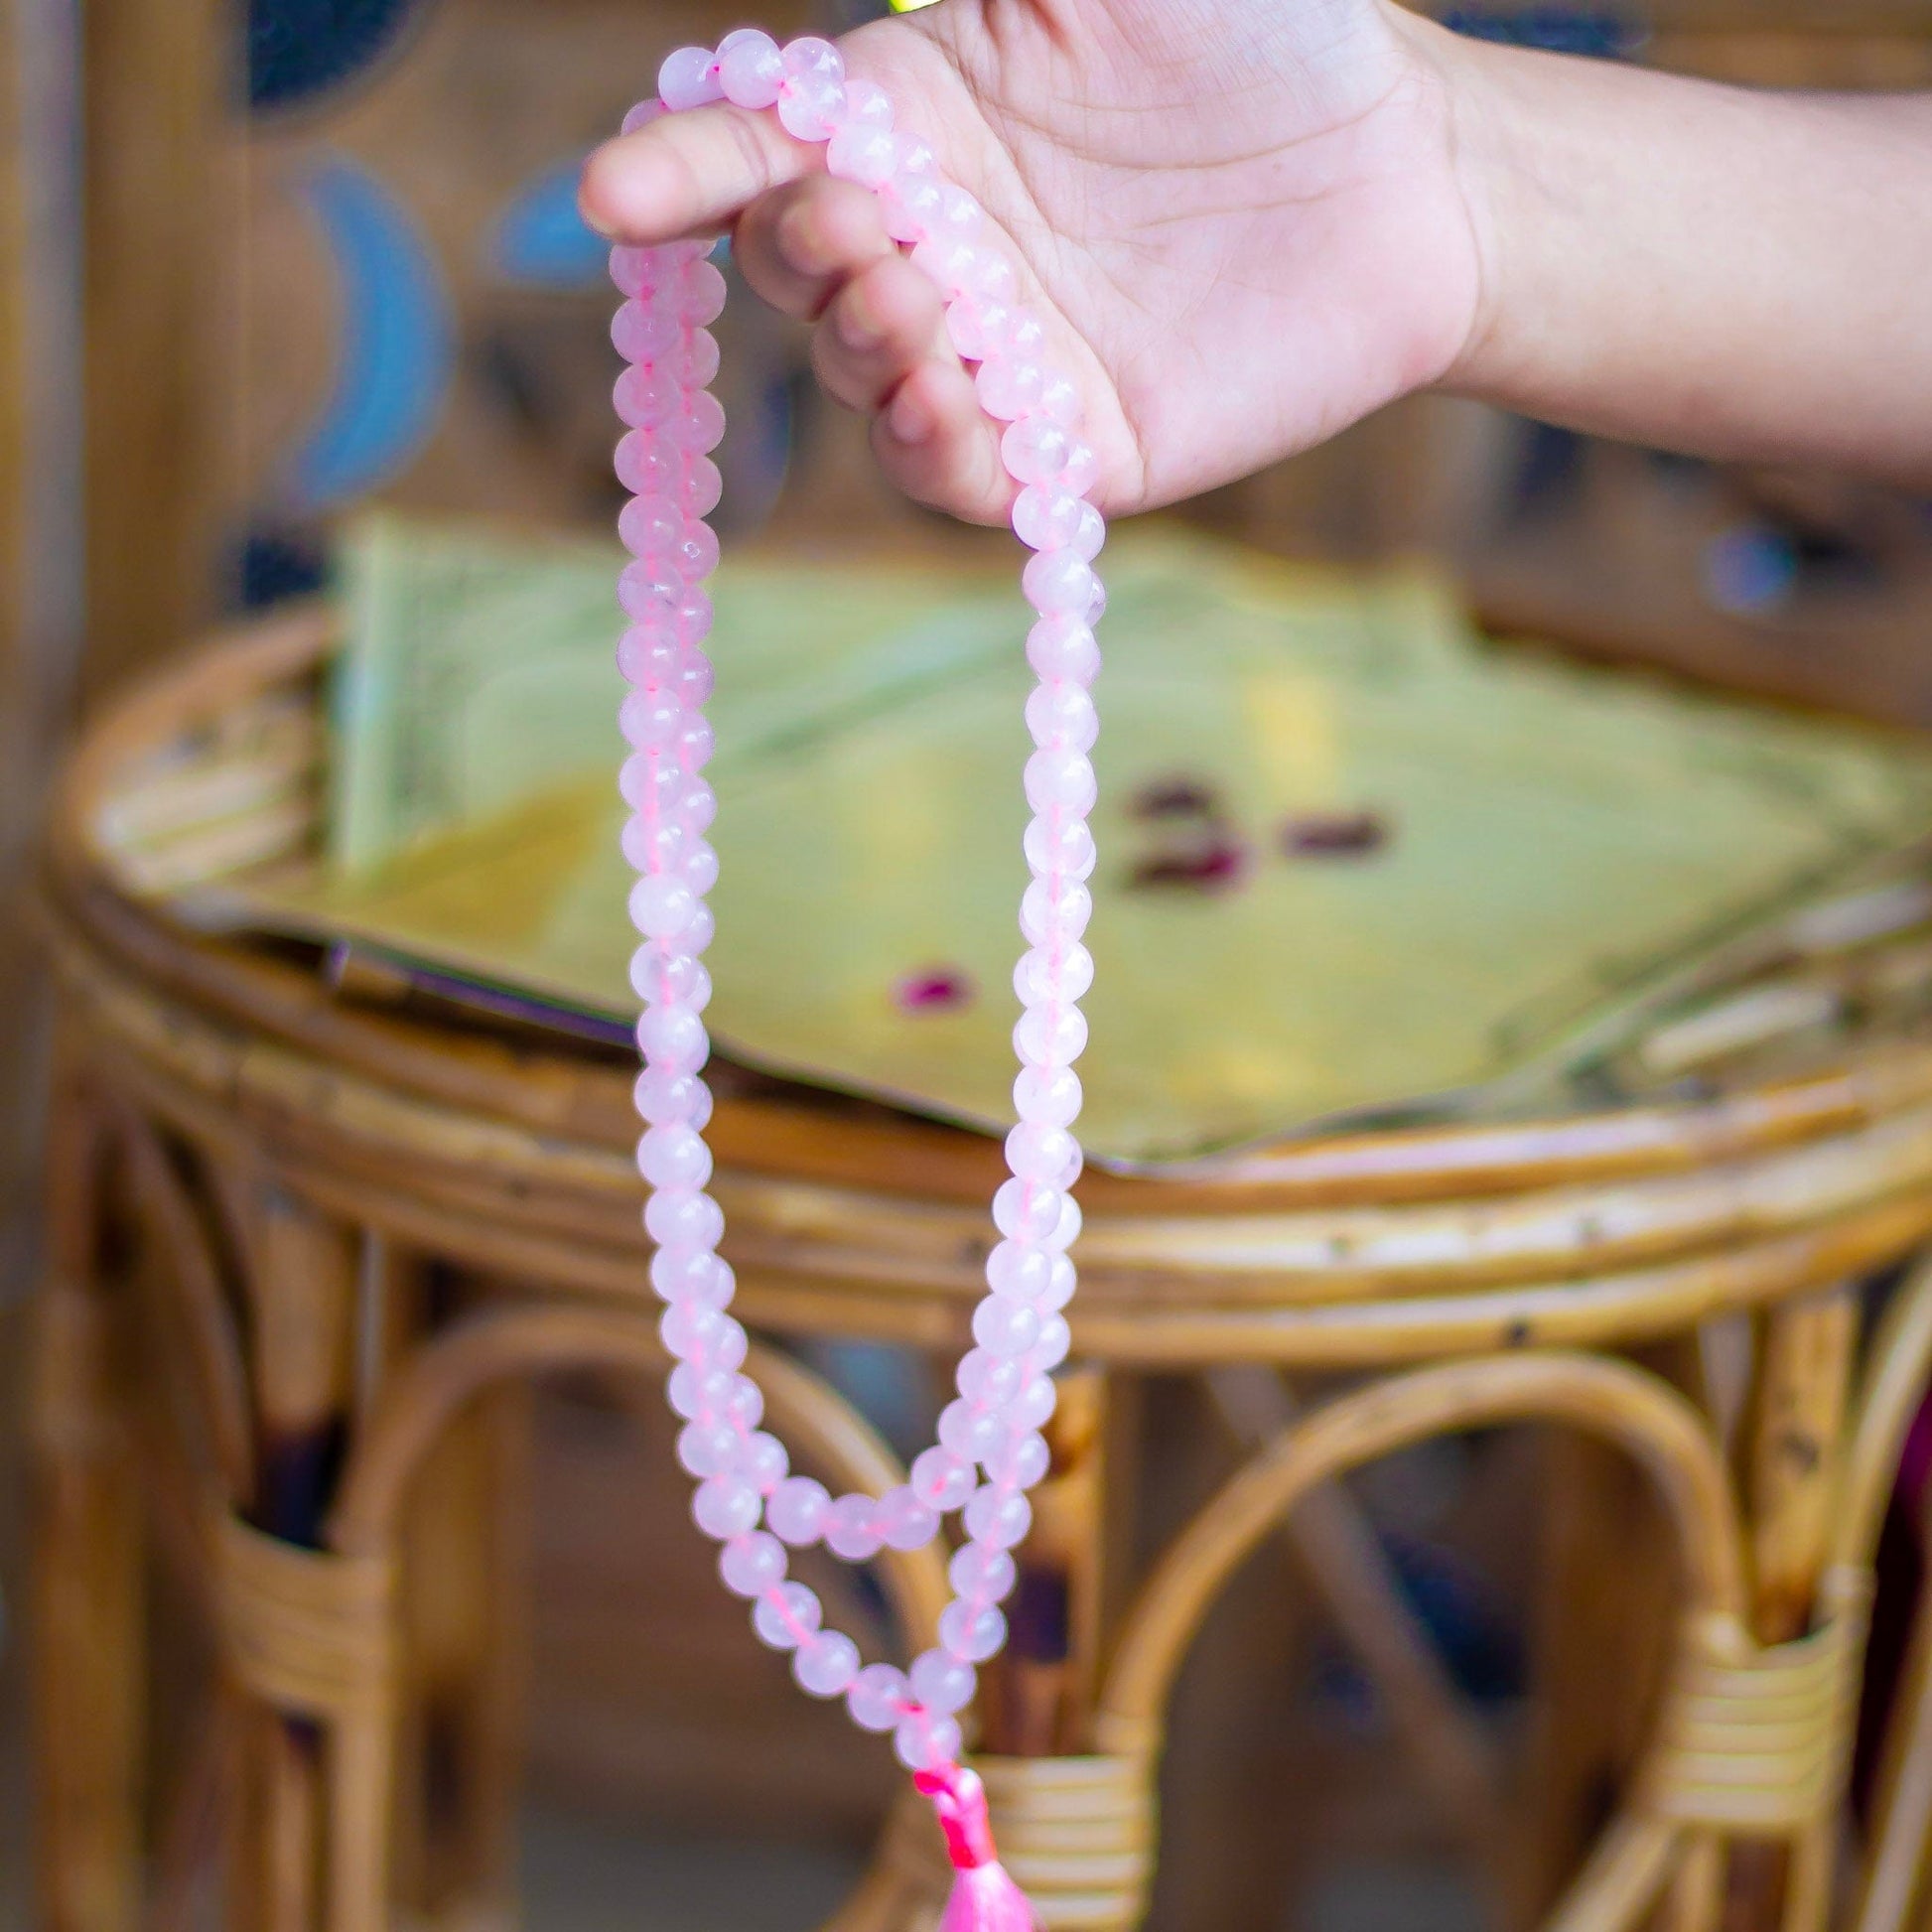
[33,606,1932,1932]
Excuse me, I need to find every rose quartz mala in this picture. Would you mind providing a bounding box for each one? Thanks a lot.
[613,32,1104,1929]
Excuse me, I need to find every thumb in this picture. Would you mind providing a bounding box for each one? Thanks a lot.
[580,100,822,245]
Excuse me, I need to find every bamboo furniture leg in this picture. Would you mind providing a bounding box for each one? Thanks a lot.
[240,1182,362,1932]
[1730,1283,1861,1932]
[395,1390,530,1929]
[31,1074,146,1932]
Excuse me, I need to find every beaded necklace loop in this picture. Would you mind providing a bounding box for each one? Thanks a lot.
[614,32,1105,1926]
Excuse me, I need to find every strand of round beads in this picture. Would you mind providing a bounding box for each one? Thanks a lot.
[614,32,1104,1926]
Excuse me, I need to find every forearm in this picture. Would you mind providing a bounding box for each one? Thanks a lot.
[1413,21,1932,488]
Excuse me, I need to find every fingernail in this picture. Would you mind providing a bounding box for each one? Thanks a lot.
[840,295,885,352]
[889,390,931,445]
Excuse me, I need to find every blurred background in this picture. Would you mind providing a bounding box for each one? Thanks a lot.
[6,1,1932,1928]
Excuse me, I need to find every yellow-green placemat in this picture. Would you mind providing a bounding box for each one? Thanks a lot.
[212,516,1932,1166]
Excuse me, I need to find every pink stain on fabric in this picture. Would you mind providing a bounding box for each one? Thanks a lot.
[897,968,975,1013]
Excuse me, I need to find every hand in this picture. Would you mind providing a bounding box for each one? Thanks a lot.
[580,0,1486,524]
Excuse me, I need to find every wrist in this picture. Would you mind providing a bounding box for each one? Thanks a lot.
[1383,11,1527,403]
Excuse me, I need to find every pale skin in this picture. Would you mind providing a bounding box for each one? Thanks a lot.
[578,0,1932,524]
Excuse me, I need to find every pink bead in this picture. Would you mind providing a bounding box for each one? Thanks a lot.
[638,1123,713,1189]
[616,364,680,429]
[668,1362,733,1420]
[617,628,677,688]
[720,1531,786,1597]
[727,1372,763,1430]
[1042,1249,1078,1304]
[1007,1119,1082,1187]
[670,328,722,388]
[693,1473,760,1539]
[657,45,722,112]
[847,1663,907,1732]
[932,184,982,241]
[1008,1376,1057,1433]
[1023,814,1097,882]
[1025,682,1099,759]
[910,1446,978,1512]
[956,1349,1022,1407]
[994,1177,1062,1241]
[1060,438,1100,496]
[780,35,843,81]
[1024,549,1096,615]
[644,1187,725,1250]
[893,132,936,179]
[615,430,678,496]
[634,1067,712,1129]
[826,120,897,189]
[677,519,721,580]
[1002,417,1073,487]
[609,244,660,297]
[824,1493,885,1562]
[612,300,681,363]
[1037,370,1083,427]
[1034,1313,1073,1369]
[840,76,894,130]
[1024,493,1099,562]
[880,174,942,245]
[964,1487,1032,1550]
[966,251,1018,305]
[998,308,1048,362]
[716,28,784,107]
[736,1430,789,1492]
[619,493,682,559]
[777,70,844,141]
[1015,943,1093,1007]
[976,355,1044,422]
[620,561,683,623]
[1024,746,1097,814]
[767,1474,830,1546]
[668,391,726,454]
[986,1430,1051,1489]
[753,1581,822,1651]
[949,1543,1016,1603]
[1015,1063,1083,1127]
[875,1485,940,1550]
[682,839,720,896]
[972,1299,1038,1359]
[794,1630,861,1698]
[621,99,665,137]
[628,939,710,1009]
[650,1245,731,1306]
[938,1398,1002,1462]
[938,1601,1007,1663]
[908,234,981,298]
[637,1001,708,1068]
[943,295,1006,361]
[679,260,729,325]
[1014,1002,1088,1068]
[1027,614,1100,684]
[909,1649,977,1717]
[674,597,714,650]
[684,458,725,516]
[678,1422,737,1477]
[1020,878,1093,946]
[629,874,697,939]
[680,778,718,834]
[986,1239,1051,1302]
[895,1713,963,1772]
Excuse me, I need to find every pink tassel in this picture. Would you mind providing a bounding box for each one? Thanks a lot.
[915,1765,1040,1932]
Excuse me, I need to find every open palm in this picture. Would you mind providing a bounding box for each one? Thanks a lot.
[581,0,1485,520]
